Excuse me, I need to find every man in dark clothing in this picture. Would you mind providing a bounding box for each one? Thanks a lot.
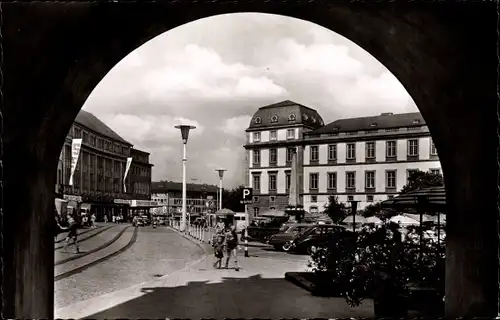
[224,223,239,271]
[63,215,80,253]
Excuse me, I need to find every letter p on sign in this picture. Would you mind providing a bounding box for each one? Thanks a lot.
[241,187,253,204]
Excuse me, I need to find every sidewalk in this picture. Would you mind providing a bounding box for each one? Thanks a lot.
[55,232,374,319]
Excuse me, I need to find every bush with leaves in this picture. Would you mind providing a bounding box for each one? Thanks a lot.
[308,221,445,307]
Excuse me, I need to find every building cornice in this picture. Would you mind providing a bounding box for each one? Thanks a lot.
[301,191,399,196]
[245,123,316,132]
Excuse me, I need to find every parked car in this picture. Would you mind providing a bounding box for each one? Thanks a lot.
[267,223,315,251]
[285,224,349,254]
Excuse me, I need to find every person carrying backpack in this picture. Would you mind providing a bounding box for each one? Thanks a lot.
[224,223,239,271]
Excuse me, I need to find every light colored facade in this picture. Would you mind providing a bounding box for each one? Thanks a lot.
[150,181,218,217]
[244,101,441,214]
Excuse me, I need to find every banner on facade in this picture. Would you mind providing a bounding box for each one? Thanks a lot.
[68,138,83,186]
[123,157,133,192]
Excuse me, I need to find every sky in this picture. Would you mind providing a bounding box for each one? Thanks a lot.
[82,13,418,189]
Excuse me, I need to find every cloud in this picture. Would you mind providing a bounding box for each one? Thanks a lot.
[83,13,419,189]
[219,115,252,136]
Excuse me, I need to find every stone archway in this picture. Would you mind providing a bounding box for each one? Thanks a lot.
[2,2,497,318]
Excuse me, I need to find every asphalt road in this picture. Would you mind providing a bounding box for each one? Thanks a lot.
[240,241,311,264]
[54,225,204,309]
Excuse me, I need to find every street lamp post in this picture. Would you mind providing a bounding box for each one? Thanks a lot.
[349,200,359,232]
[175,124,196,232]
[215,169,226,211]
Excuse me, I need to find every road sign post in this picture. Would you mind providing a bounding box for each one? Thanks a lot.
[240,188,253,258]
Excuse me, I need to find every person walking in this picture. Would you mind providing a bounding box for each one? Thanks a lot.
[212,234,225,269]
[223,223,239,271]
[63,214,80,253]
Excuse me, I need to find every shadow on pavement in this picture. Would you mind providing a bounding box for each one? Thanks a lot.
[84,274,374,319]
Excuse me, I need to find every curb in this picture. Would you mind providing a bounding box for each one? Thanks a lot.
[284,271,316,292]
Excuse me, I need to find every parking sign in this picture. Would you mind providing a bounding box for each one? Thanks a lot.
[240,187,253,205]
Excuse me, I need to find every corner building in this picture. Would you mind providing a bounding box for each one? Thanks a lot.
[56,110,153,221]
[244,101,441,214]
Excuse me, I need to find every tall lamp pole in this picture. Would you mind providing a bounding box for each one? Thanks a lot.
[215,169,226,211]
[175,124,196,232]
[349,200,359,232]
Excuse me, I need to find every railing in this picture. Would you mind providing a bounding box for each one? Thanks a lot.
[168,220,249,244]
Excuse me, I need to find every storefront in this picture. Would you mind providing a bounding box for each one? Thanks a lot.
[63,194,82,216]
[130,200,161,217]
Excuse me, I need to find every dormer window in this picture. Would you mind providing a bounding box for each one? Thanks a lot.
[311,117,317,123]
[271,115,278,123]
[288,113,296,121]
[370,123,377,128]
[319,119,324,126]
[412,119,421,124]
[303,113,309,120]
[254,117,262,124]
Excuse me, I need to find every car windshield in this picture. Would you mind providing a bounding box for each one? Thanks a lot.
[279,225,291,232]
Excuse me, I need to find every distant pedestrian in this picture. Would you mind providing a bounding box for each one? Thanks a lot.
[224,223,239,271]
[212,234,225,269]
[63,215,80,253]
[90,213,96,228]
[104,215,108,223]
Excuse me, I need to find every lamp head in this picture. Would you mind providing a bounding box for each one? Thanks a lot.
[175,125,196,144]
[215,169,227,179]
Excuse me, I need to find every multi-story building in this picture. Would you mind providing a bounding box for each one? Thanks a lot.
[244,100,441,215]
[129,148,153,200]
[151,181,218,217]
[55,109,154,221]
[244,100,325,217]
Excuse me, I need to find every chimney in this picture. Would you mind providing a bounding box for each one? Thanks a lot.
[381,112,394,116]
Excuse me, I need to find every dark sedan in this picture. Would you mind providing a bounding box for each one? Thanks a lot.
[285,224,349,254]
[267,223,315,251]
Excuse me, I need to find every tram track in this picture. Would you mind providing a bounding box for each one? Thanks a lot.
[55,226,139,282]
[55,225,132,266]
[54,225,114,250]
[55,225,104,244]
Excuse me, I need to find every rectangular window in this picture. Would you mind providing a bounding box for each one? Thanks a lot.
[311,195,318,203]
[328,144,337,161]
[310,146,319,162]
[388,195,395,199]
[286,148,294,162]
[309,173,319,190]
[287,129,295,139]
[327,172,337,190]
[386,141,397,158]
[347,195,354,201]
[408,139,419,156]
[285,171,291,191]
[253,196,259,203]
[253,132,261,142]
[269,196,276,203]
[346,143,356,160]
[367,195,374,202]
[365,171,375,189]
[346,172,356,189]
[82,132,89,144]
[74,127,81,138]
[253,150,261,165]
[253,207,260,216]
[268,173,277,191]
[269,149,277,164]
[270,130,277,141]
[386,170,396,188]
[430,140,437,155]
[366,142,375,159]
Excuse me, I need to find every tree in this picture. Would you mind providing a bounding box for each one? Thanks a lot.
[323,195,348,223]
[220,185,246,212]
[400,170,444,194]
